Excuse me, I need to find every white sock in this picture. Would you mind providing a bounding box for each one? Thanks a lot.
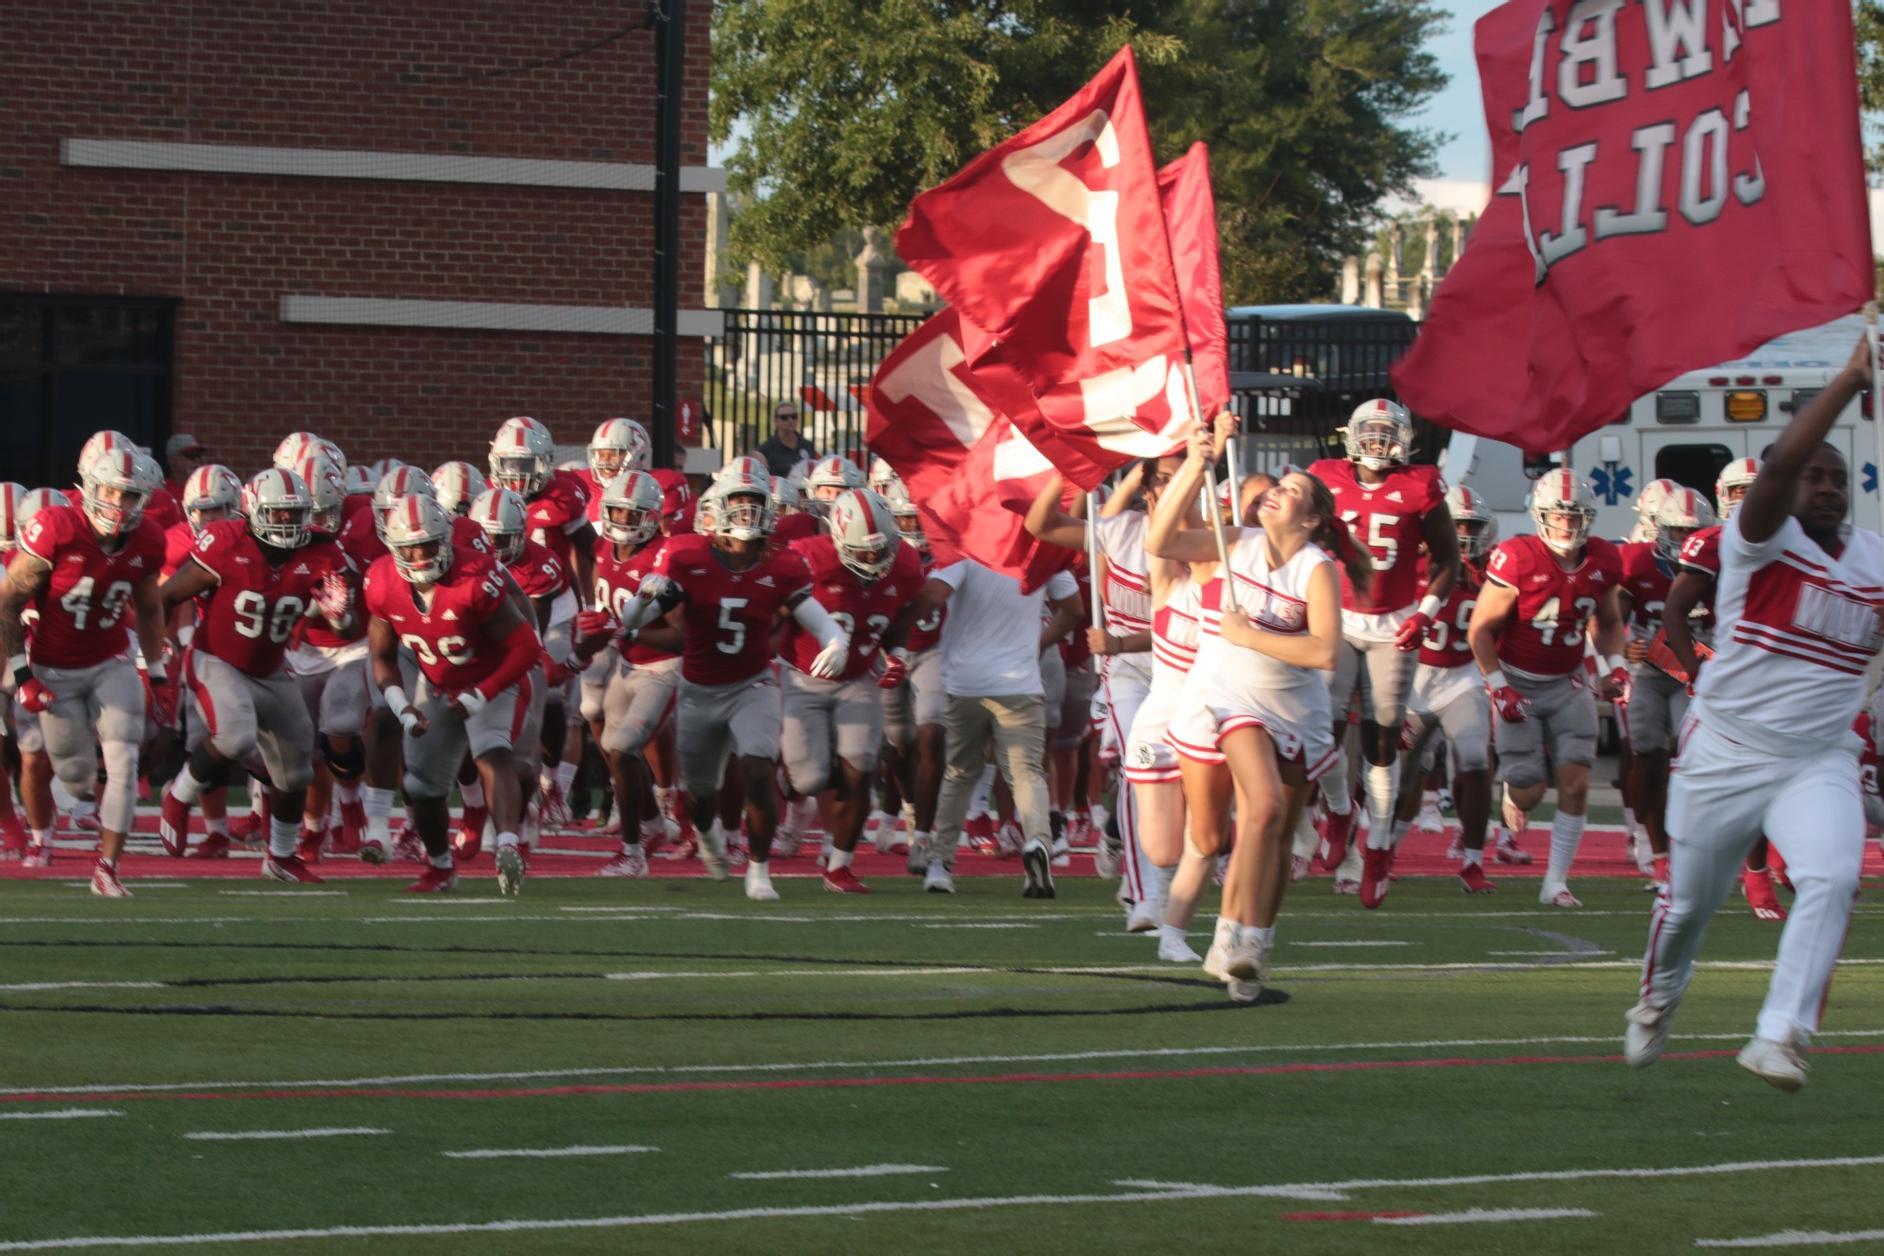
[430,850,453,869]
[1547,811,1587,885]
[30,827,51,846]
[1622,805,1639,838]
[1145,861,1175,918]
[203,814,229,837]
[747,859,772,884]
[827,848,853,870]
[460,779,485,809]
[1462,846,1483,867]
[268,818,299,859]
[335,779,361,807]
[1212,915,1237,949]
[555,761,577,793]
[969,763,996,816]
[1318,750,1352,814]
[1422,789,1439,811]
[496,830,519,850]
[1364,763,1395,839]
[363,787,393,843]
[1240,922,1276,949]
[170,764,211,806]
[1389,818,1413,848]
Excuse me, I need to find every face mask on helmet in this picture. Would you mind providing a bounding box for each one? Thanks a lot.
[893,507,926,551]
[1456,518,1491,560]
[717,492,769,542]
[489,453,544,498]
[395,538,449,584]
[81,452,150,539]
[604,504,658,547]
[1535,506,1590,555]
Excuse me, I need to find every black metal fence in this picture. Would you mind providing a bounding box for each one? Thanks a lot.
[704,306,1426,474]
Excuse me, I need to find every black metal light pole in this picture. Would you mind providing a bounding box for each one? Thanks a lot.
[649,0,685,470]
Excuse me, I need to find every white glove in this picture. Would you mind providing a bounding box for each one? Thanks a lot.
[311,572,351,625]
[809,633,850,680]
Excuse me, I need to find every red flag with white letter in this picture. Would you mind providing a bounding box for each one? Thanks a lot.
[1158,143,1231,416]
[896,46,1195,488]
[1391,0,1872,450]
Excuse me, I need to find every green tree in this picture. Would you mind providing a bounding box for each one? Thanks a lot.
[1861,1,1884,171]
[710,0,1447,305]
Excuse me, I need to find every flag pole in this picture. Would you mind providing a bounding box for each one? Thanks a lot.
[1086,488,1106,634]
[1187,360,1240,522]
[1200,457,1238,613]
[1868,301,1883,534]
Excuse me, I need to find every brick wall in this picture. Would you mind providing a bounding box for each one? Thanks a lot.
[0,0,711,476]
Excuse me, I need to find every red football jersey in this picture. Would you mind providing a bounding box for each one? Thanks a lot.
[14,505,164,668]
[1679,525,1723,584]
[654,533,812,684]
[1483,534,1623,676]
[593,535,677,665]
[907,548,945,653]
[188,520,351,678]
[1618,541,1675,641]
[524,470,593,566]
[1417,562,1482,669]
[1860,711,1880,800]
[161,522,195,580]
[508,539,568,601]
[772,512,823,546]
[363,550,514,692]
[571,467,605,524]
[300,516,375,650]
[344,509,493,569]
[779,535,924,680]
[1307,459,1446,614]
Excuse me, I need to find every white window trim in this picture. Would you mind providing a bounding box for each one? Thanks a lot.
[279,296,723,338]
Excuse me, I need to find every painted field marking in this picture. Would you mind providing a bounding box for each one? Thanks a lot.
[218,891,349,898]
[1115,1178,1345,1202]
[603,967,993,982]
[1697,1229,1884,1248]
[1487,950,1616,958]
[8,1028,1884,1100]
[558,906,687,913]
[443,1145,656,1160]
[0,1156,1872,1252]
[730,1164,945,1180]
[919,923,1039,930]
[1285,1211,1425,1221]
[1375,1207,1597,1226]
[0,1108,122,1121]
[62,882,187,890]
[181,1127,389,1142]
[0,982,164,993]
[1292,941,1409,948]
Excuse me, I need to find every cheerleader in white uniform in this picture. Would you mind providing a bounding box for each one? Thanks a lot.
[1148,416,1363,1002]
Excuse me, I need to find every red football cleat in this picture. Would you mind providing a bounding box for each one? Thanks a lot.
[337,797,366,852]
[1315,804,1358,872]
[1769,846,1792,892]
[295,830,324,864]
[186,832,233,860]
[159,787,192,857]
[229,795,269,843]
[964,813,996,852]
[406,864,459,894]
[89,859,131,899]
[1743,866,1787,922]
[1494,828,1534,865]
[262,853,325,884]
[0,817,28,861]
[821,864,871,894]
[1359,845,1393,910]
[1458,862,1497,894]
[392,824,426,864]
[452,827,483,863]
[455,804,488,859]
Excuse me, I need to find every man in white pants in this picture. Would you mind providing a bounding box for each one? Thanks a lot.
[1626,337,1879,1092]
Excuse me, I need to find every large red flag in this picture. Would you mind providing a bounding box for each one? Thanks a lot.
[896,46,1195,484]
[865,309,1074,593]
[1391,0,1872,450]
[1158,142,1230,416]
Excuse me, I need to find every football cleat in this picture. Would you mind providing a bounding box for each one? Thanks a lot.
[0,820,27,860]
[696,822,729,881]
[1332,875,1360,896]
[1093,835,1121,879]
[1157,931,1202,963]
[993,821,1023,859]
[535,782,571,831]
[1743,866,1786,921]
[186,831,232,860]
[358,837,390,865]
[1445,833,1465,861]
[405,864,458,893]
[964,812,996,852]
[89,859,131,899]
[905,832,932,877]
[1359,845,1393,909]
[261,854,324,884]
[923,862,956,894]
[1414,796,1445,834]
[1457,862,1497,894]
[822,864,870,895]
[392,826,425,864]
[1020,837,1055,899]
[228,799,268,844]
[495,844,526,898]
[158,788,192,857]
[638,815,677,857]
[20,842,51,869]
[598,846,650,878]
[1736,1035,1807,1092]
[69,806,100,834]
[1624,998,1678,1069]
[744,864,780,902]
[338,796,367,849]
[1290,853,1311,882]
[1539,882,1582,908]
[1315,805,1357,871]
[1494,828,1534,865]
[454,804,488,861]
[1124,897,1160,933]
[295,829,324,864]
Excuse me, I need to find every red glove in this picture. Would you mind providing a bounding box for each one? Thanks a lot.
[576,609,617,639]
[1399,719,1417,751]
[1393,612,1431,652]
[541,654,574,688]
[146,674,180,728]
[16,677,54,714]
[1601,666,1630,700]
[1491,685,1530,723]
[877,652,908,689]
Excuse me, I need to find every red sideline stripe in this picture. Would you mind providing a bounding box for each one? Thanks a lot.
[1284,1211,1425,1222]
[8,1044,1884,1107]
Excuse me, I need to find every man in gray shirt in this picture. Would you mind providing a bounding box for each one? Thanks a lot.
[758,403,818,479]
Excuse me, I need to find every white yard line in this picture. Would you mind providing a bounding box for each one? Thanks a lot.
[1292,941,1410,948]
[442,1145,656,1160]
[729,1164,945,1180]
[0,982,165,992]
[8,1028,1884,1099]
[1697,1230,1884,1248]
[919,923,1038,930]
[1376,1208,1597,1226]
[216,891,349,898]
[181,1127,389,1142]
[0,1108,122,1121]
[603,967,993,982]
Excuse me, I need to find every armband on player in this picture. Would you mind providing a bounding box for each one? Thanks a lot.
[7,652,29,692]
[1417,594,1443,620]
[456,689,488,717]
[383,685,423,734]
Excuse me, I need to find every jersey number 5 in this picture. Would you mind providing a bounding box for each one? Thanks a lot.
[715,598,748,655]
[1340,511,1400,572]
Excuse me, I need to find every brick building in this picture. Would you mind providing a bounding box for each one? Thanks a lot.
[0,1,715,487]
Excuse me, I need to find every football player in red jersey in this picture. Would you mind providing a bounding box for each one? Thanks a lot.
[365,495,545,896]
[488,417,597,609]
[1306,400,1458,898]
[1617,488,1717,892]
[1468,469,1626,908]
[1396,486,1499,895]
[1,446,171,896]
[769,476,822,545]
[580,418,652,525]
[615,457,850,899]
[0,483,35,854]
[588,470,684,876]
[433,462,488,518]
[157,468,357,884]
[780,488,924,893]
[877,478,947,861]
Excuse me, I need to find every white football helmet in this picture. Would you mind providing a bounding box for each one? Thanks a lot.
[433,461,489,517]
[693,483,722,536]
[490,416,555,498]
[374,466,438,540]
[770,474,806,516]
[469,487,529,564]
[599,470,663,547]
[364,458,407,489]
[79,446,158,538]
[805,454,865,514]
[1715,457,1760,518]
[181,464,244,536]
[14,488,65,534]
[77,430,136,480]
[867,456,899,495]
[244,467,313,550]
[1654,488,1717,562]
[0,483,26,554]
[272,432,323,472]
[881,478,926,553]
[1528,469,1597,557]
[1341,399,1413,472]
[589,418,652,482]
[1628,477,1681,542]
[1446,484,1497,560]
[296,456,347,536]
[343,463,374,495]
[383,492,454,586]
[712,457,774,542]
[827,488,899,582]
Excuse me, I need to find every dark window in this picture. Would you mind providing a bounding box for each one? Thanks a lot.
[1654,443,1734,507]
[0,295,174,488]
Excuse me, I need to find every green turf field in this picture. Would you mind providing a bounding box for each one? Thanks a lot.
[0,874,1880,1253]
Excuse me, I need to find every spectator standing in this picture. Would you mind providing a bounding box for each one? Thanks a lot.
[758,404,818,479]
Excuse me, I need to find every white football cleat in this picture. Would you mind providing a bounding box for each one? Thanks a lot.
[358,836,390,866]
[744,864,779,902]
[1624,998,1678,1068]
[1157,929,1202,964]
[1539,881,1582,908]
[1124,899,1160,934]
[1414,796,1445,834]
[923,862,955,894]
[598,846,649,878]
[696,822,730,880]
[495,844,526,898]
[1737,1035,1807,1092]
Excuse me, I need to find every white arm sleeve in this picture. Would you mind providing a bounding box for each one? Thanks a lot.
[790,595,846,648]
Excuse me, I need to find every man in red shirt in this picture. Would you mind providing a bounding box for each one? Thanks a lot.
[1,445,170,896]
[158,468,358,884]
